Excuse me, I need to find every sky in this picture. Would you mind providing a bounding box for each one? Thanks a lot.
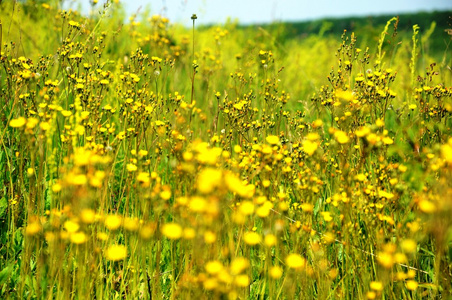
[74,0,452,25]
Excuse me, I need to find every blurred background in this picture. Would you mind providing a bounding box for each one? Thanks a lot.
[71,0,452,25]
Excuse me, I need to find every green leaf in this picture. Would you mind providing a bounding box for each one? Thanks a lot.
[0,265,12,286]
[0,197,7,219]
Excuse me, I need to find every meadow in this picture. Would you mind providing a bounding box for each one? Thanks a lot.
[0,1,452,299]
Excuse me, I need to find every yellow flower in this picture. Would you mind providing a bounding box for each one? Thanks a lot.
[269,266,283,279]
[230,257,249,275]
[401,239,417,254]
[418,199,436,214]
[197,168,222,194]
[10,117,27,128]
[375,118,385,127]
[302,140,318,156]
[441,142,452,163]
[70,232,87,244]
[239,201,254,215]
[160,190,172,200]
[123,218,139,231]
[234,274,250,287]
[300,203,313,213]
[376,252,393,269]
[225,172,255,198]
[266,135,280,145]
[26,118,39,129]
[183,227,196,240]
[81,209,96,224]
[72,174,87,186]
[205,260,223,275]
[334,130,349,144]
[137,172,150,184]
[126,163,137,172]
[370,281,383,291]
[64,220,80,233]
[382,137,394,145]
[161,223,182,240]
[264,234,277,247]
[285,253,305,269]
[26,221,42,236]
[354,173,367,182]
[189,196,207,212]
[243,231,262,245]
[355,126,370,137]
[61,110,72,117]
[104,215,122,230]
[106,244,127,261]
[406,280,418,291]
[321,211,333,222]
[204,231,216,244]
[139,225,155,240]
[203,278,218,290]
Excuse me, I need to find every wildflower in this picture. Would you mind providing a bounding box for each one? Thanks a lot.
[123,218,139,231]
[197,168,222,194]
[285,253,305,269]
[230,257,249,275]
[183,227,196,239]
[382,137,394,145]
[205,260,223,275]
[139,225,155,240]
[269,266,283,279]
[10,117,27,128]
[26,221,42,236]
[418,199,436,213]
[106,244,127,261]
[70,232,87,244]
[266,135,280,145]
[401,239,417,254]
[64,220,80,233]
[61,110,72,117]
[321,211,333,222]
[104,215,122,230]
[303,140,318,156]
[406,280,418,291]
[334,130,349,144]
[133,170,148,183]
[264,234,277,247]
[355,173,367,182]
[441,141,452,163]
[370,281,383,291]
[126,163,137,172]
[239,201,254,215]
[203,278,218,290]
[26,118,39,129]
[71,174,87,186]
[189,196,207,212]
[161,223,182,240]
[204,231,216,244]
[235,274,250,287]
[355,126,370,137]
[300,203,313,212]
[160,190,172,200]
[81,209,96,224]
[376,252,393,269]
[243,231,261,245]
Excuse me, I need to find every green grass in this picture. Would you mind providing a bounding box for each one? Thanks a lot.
[0,1,452,299]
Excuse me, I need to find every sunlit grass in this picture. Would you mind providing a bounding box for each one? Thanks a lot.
[0,1,451,299]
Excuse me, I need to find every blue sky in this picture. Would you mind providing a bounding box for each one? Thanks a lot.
[75,0,452,25]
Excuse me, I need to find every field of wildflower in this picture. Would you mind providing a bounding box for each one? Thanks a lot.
[1,1,452,299]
